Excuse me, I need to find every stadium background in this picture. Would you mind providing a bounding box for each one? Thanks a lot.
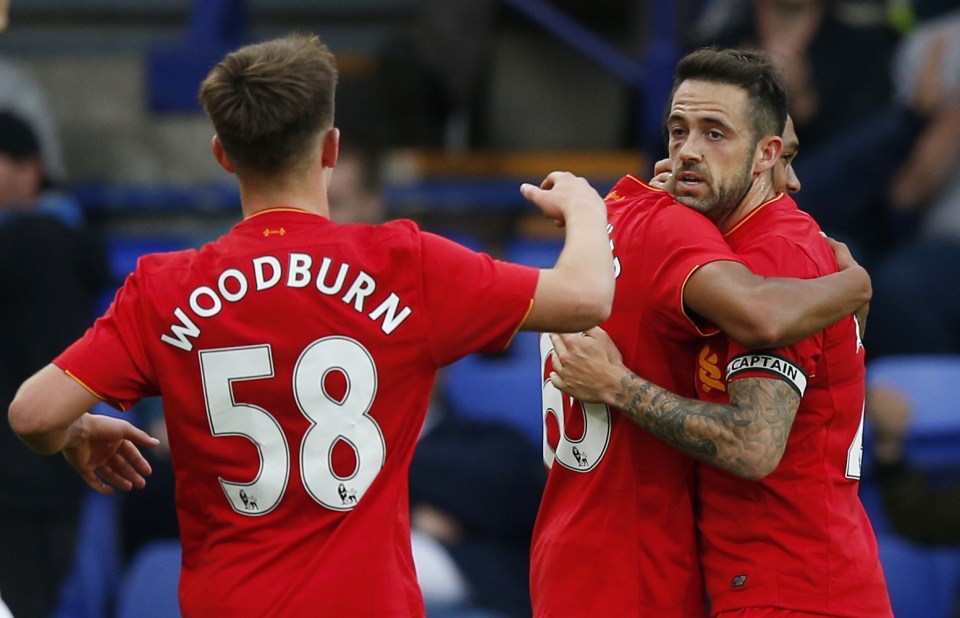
[1,1,958,617]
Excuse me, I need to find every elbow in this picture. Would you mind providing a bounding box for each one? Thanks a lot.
[734,451,784,481]
[9,399,38,447]
[738,460,777,481]
[8,397,58,455]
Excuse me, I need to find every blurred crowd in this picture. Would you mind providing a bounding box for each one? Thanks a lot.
[2,0,960,617]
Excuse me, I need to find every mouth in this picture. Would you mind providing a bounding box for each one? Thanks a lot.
[675,171,705,193]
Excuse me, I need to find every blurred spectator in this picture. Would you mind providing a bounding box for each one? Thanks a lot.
[885,9,960,243]
[808,10,960,358]
[374,0,497,150]
[328,144,385,225]
[867,385,960,545]
[791,8,960,263]
[0,54,66,186]
[410,376,545,618]
[0,111,110,618]
[865,240,960,359]
[692,0,898,153]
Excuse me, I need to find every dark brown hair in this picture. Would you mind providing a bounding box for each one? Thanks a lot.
[670,48,787,141]
[199,33,338,176]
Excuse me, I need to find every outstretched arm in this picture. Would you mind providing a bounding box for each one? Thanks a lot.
[519,171,615,333]
[9,363,160,493]
[685,245,870,350]
[548,328,799,480]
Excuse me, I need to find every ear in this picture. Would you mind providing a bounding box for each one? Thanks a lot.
[321,127,340,169]
[754,135,782,175]
[211,135,236,174]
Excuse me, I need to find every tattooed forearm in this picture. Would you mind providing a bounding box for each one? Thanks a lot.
[614,372,800,480]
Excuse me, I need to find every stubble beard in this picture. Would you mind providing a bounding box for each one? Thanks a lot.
[676,157,755,224]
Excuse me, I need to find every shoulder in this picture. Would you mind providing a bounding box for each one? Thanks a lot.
[605,175,671,212]
[736,196,835,276]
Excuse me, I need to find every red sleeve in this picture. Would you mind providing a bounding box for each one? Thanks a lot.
[54,271,158,410]
[644,202,745,336]
[418,232,539,367]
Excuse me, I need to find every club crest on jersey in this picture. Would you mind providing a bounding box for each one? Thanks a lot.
[698,345,726,394]
[727,353,807,397]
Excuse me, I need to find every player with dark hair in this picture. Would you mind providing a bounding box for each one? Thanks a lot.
[548,48,890,617]
[7,33,616,617]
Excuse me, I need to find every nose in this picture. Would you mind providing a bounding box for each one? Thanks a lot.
[675,134,702,164]
[786,166,801,194]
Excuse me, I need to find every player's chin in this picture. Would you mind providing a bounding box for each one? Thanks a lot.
[674,194,708,213]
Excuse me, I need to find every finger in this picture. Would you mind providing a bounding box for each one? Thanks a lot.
[550,351,563,374]
[549,332,568,357]
[122,424,162,449]
[98,464,135,492]
[519,182,541,203]
[96,462,123,488]
[83,469,115,495]
[549,371,566,391]
[541,170,568,189]
[118,440,154,477]
[107,451,145,490]
[584,326,612,346]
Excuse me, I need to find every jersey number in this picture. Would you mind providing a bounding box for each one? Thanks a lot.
[199,337,385,516]
[540,333,611,471]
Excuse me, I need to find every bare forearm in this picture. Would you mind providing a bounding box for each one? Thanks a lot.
[8,364,101,455]
[761,266,871,347]
[528,207,613,332]
[550,205,615,316]
[610,373,796,479]
[14,419,74,455]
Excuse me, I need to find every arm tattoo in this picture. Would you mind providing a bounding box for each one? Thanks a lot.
[613,373,800,479]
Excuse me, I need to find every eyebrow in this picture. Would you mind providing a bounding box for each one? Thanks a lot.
[667,113,736,133]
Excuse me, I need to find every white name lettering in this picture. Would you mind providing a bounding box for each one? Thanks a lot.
[161,253,413,350]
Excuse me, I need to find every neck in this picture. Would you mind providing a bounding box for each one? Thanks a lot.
[712,173,778,233]
[238,171,331,220]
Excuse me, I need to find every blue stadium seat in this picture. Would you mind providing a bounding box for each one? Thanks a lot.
[106,235,198,284]
[51,490,121,618]
[861,355,960,536]
[115,540,182,618]
[443,331,543,446]
[865,355,960,473]
[97,234,198,315]
[877,533,960,618]
[440,236,572,446]
[505,237,563,269]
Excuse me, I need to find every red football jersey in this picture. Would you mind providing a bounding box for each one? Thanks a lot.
[532,176,745,617]
[55,208,539,617]
[694,195,892,617]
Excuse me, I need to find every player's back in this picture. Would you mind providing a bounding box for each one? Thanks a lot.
[696,195,891,617]
[94,209,537,616]
[532,177,741,617]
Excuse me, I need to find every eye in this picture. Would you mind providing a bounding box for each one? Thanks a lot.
[669,126,687,139]
[706,129,724,140]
